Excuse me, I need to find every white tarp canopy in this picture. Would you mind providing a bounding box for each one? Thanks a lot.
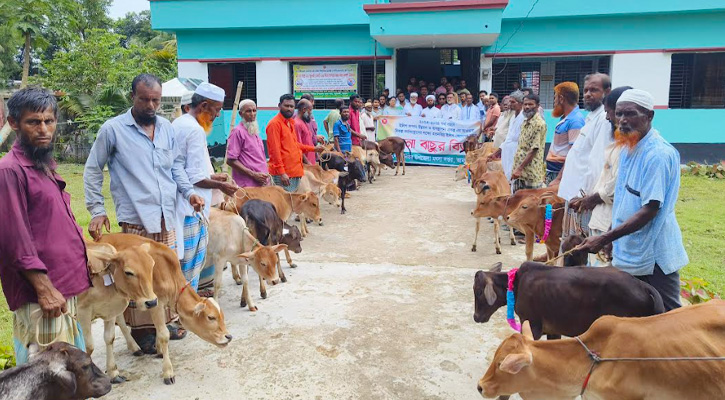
[162,77,204,98]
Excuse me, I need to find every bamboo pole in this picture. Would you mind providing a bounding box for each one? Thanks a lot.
[222,81,244,173]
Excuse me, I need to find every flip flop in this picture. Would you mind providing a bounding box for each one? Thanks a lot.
[167,324,187,341]
[136,334,157,355]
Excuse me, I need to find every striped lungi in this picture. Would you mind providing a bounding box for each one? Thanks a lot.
[562,201,592,239]
[13,297,85,365]
[271,175,301,192]
[121,219,176,330]
[180,214,208,291]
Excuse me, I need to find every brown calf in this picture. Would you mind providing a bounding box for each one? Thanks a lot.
[470,170,515,254]
[478,301,725,399]
[222,186,321,237]
[378,136,410,176]
[99,233,231,385]
[506,192,565,261]
[79,241,158,383]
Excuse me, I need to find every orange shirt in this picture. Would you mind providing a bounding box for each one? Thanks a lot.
[266,113,315,178]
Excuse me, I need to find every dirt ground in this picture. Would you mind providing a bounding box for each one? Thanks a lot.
[94,166,546,399]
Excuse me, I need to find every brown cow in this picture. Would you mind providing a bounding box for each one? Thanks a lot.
[478,301,725,399]
[98,234,231,385]
[222,186,321,237]
[378,136,410,176]
[205,208,287,312]
[79,241,158,383]
[298,169,341,208]
[506,192,565,261]
[304,164,339,184]
[470,170,515,254]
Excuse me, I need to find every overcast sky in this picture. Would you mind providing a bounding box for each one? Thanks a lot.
[109,0,150,19]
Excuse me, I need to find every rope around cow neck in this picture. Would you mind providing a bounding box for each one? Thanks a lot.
[575,336,725,396]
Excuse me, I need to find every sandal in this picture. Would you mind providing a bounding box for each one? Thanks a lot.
[167,324,187,341]
[136,334,157,355]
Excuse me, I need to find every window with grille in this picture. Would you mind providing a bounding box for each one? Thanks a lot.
[208,63,257,110]
[440,49,460,65]
[554,57,610,108]
[670,52,725,109]
[290,61,385,109]
[492,61,541,97]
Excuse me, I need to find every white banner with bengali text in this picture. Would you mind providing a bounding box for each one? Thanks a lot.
[376,116,481,166]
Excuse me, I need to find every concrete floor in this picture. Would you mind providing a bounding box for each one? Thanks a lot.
[94,166,545,399]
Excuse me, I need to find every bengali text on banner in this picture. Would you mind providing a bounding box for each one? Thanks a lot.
[376,116,481,166]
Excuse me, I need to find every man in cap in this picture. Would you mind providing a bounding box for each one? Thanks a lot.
[546,82,585,184]
[403,93,423,117]
[172,82,238,292]
[361,101,376,140]
[85,73,204,351]
[420,95,441,118]
[226,99,269,188]
[579,89,688,311]
[180,92,193,115]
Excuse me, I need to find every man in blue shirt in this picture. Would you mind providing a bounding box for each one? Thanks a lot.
[333,107,353,153]
[580,89,688,311]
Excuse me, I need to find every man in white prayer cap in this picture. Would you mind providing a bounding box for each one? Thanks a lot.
[180,91,193,115]
[420,95,441,118]
[403,92,423,117]
[579,88,688,312]
[172,81,238,297]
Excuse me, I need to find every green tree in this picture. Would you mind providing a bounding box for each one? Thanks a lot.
[77,0,113,40]
[114,10,169,48]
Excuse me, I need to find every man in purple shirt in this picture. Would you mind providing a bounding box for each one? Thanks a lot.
[226,99,269,187]
[0,87,90,364]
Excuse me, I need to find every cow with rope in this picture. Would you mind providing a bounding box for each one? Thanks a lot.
[478,300,725,399]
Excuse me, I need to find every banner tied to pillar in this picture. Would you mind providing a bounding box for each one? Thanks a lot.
[376,116,481,166]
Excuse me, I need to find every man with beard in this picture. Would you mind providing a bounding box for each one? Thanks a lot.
[267,94,324,192]
[403,93,423,117]
[492,96,513,148]
[487,90,525,181]
[510,93,547,191]
[579,89,688,311]
[0,87,90,364]
[555,74,612,241]
[441,92,461,120]
[361,101,376,140]
[300,93,319,144]
[333,107,353,153]
[545,81,585,184]
[294,98,316,164]
[227,99,270,188]
[570,86,631,266]
[420,95,441,118]
[85,74,204,351]
[172,83,238,292]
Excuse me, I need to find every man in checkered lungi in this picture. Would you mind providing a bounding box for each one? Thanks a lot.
[84,74,205,354]
[172,83,238,290]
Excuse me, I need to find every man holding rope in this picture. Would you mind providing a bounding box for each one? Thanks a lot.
[172,83,238,291]
[0,87,90,364]
[579,89,688,311]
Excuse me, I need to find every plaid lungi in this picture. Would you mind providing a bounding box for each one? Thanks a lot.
[121,219,176,330]
[562,201,592,239]
[271,175,301,193]
[545,170,560,185]
[512,179,545,193]
[13,297,85,365]
[180,215,208,291]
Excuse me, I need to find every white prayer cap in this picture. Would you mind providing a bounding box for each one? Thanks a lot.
[180,91,193,106]
[195,82,226,102]
[409,92,418,98]
[426,95,435,102]
[617,89,654,111]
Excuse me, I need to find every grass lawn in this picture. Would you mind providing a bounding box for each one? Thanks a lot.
[0,166,722,367]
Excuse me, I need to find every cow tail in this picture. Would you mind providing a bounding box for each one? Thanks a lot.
[404,140,412,157]
[646,284,666,314]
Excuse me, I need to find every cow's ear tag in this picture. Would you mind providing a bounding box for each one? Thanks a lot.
[103,273,115,286]
[282,228,290,235]
[343,165,349,172]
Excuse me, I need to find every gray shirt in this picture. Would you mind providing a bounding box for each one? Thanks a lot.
[84,109,196,233]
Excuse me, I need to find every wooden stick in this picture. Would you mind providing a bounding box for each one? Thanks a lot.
[222,81,244,173]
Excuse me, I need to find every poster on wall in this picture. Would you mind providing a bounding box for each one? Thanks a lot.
[293,64,358,99]
[376,116,481,167]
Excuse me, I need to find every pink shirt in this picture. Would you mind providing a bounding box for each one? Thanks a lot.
[294,117,316,164]
[226,123,269,187]
[349,107,361,146]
